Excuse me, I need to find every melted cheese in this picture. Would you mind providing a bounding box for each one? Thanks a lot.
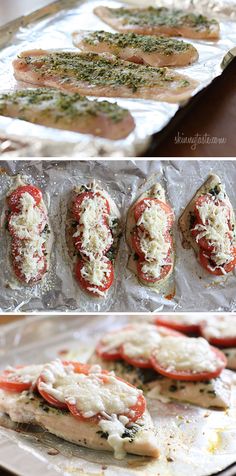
[39,360,140,416]
[101,324,162,360]
[6,364,43,385]
[152,337,222,373]
[38,360,142,458]
[192,195,234,267]
[203,316,236,339]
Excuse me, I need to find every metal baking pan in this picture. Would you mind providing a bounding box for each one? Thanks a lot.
[0,0,236,157]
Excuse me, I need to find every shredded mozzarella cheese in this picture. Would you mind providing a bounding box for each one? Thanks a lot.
[192,195,234,266]
[9,191,48,283]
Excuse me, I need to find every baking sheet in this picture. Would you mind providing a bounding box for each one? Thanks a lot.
[0,159,236,313]
[0,0,236,157]
[0,314,236,476]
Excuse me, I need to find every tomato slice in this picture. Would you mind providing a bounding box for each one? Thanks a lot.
[120,346,152,369]
[75,257,114,296]
[150,346,227,381]
[11,241,47,284]
[134,198,174,227]
[0,367,33,393]
[67,375,146,423]
[71,192,110,222]
[154,316,201,335]
[137,257,172,283]
[131,228,172,261]
[96,341,122,361]
[7,185,42,212]
[8,208,47,239]
[199,249,236,275]
[200,322,236,348]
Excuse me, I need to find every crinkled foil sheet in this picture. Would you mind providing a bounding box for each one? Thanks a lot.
[0,0,236,157]
[0,159,236,313]
[0,315,236,476]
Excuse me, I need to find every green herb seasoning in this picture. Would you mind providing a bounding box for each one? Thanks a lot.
[109,7,217,31]
[0,88,129,123]
[84,30,192,55]
[19,52,190,93]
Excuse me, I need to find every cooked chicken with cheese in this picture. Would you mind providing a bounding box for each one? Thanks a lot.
[0,360,159,460]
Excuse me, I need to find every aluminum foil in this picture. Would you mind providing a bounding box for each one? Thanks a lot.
[0,159,236,312]
[0,315,236,476]
[0,0,236,157]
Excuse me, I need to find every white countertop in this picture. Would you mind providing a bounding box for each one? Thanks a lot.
[0,0,53,27]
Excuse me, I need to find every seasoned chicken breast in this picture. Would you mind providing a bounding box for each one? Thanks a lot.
[73,30,199,67]
[13,50,198,104]
[94,6,220,40]
[0,389,159,458]
[0,88,135,140]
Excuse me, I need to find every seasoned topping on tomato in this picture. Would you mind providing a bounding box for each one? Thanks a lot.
[7,185,42,212]
[8,193,46,240]
[75,256,114,297]
[72,188,116,296]
[6,185,49,284]
[132,196,174,283]
[151,336,226,381]
[191,193,236,274]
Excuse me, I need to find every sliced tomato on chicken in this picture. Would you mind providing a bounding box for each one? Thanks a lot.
[134,198,174,227]
[200,323,236,348]
[37,361,91,410]
[7,185,42,212]
[7,208,47,239]
[151,346,227,381]
[154,316,201,335]
[132,227,172,261]
[96,329,124,361]
[67,374,146,424]
[71,191,110,222]
[0,367,33,393]
[137,257,172,283]
[199,248,236,275]
[194,194,231,225]
[11,241,47,284]
[75,257,114,296]
[120,347,153,369]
